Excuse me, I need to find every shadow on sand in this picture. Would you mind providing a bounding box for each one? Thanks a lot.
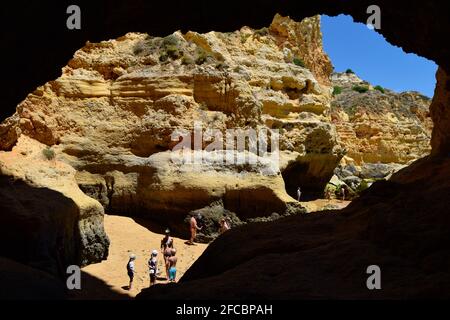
[67,271,131,300]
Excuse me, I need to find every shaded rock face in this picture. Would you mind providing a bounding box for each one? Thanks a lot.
[0,14,341,236]
[331,72,433,165]
[0,257,66,300]
[138,155,450,299]
[0,136,109,275]
[430,67,450,156]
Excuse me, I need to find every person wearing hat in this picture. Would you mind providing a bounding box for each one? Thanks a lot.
[126,253,136,290]
[148,249,158,287]
[161,229,174,279]
[187,213,203,245]
[160,228,174,252]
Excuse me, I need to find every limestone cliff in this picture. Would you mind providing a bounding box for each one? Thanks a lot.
[330,72,432,165]
[0,14,341,241]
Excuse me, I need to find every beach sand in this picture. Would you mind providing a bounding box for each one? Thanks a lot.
[69,214,208,299]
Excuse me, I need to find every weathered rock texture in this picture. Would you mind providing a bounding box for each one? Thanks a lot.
[331,72,432,165]
[430,67,450,156]
[0,136,109,275]
[0,14,341,236]
[1,1,450,159]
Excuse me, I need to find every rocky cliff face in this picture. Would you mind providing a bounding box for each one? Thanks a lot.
[0,14,341,247]
[330,72,432,165]
[0,136,109,276]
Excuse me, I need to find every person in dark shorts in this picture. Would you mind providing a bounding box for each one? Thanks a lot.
[148,249,158,287]
[126,253,136,290]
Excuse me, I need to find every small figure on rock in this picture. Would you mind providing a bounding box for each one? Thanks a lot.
[220,216,231,234]
[341,186,346,201]
[297,186,302,201]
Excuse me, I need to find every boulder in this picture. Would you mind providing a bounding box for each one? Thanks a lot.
[0,136,109,275]
[359,163,398,179]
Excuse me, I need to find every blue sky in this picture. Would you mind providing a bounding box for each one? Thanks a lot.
[321,15,437,97]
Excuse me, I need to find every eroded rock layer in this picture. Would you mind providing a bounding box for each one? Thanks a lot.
[331,72,432,165]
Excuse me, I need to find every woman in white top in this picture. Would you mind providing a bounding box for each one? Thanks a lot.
[127,254,136,290]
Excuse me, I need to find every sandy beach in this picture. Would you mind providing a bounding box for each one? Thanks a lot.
[70,214,208,299]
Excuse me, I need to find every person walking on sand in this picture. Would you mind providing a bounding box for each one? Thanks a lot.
[148,250,158,287]
[297,186,302,201]
[126,254,136,290]
[187,213,203,245]
[168,248,178,283]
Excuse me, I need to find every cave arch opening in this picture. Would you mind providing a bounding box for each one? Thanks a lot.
[2,1,450,300]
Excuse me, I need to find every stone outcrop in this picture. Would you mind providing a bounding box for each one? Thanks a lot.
[330,72,432,165]
[0,14,341,238]
[0,136,109,275]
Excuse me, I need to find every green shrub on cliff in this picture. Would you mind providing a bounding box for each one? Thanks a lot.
[333,86,343,96]
[195,47,213,65]
[254,27,269,36]
[42,146,55,160]
[160,35,183,60]
[181,54,194,65]
[352,85,369,93]
[374,85,385,93]
[293,57,306,68]
[346,68,355,74]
